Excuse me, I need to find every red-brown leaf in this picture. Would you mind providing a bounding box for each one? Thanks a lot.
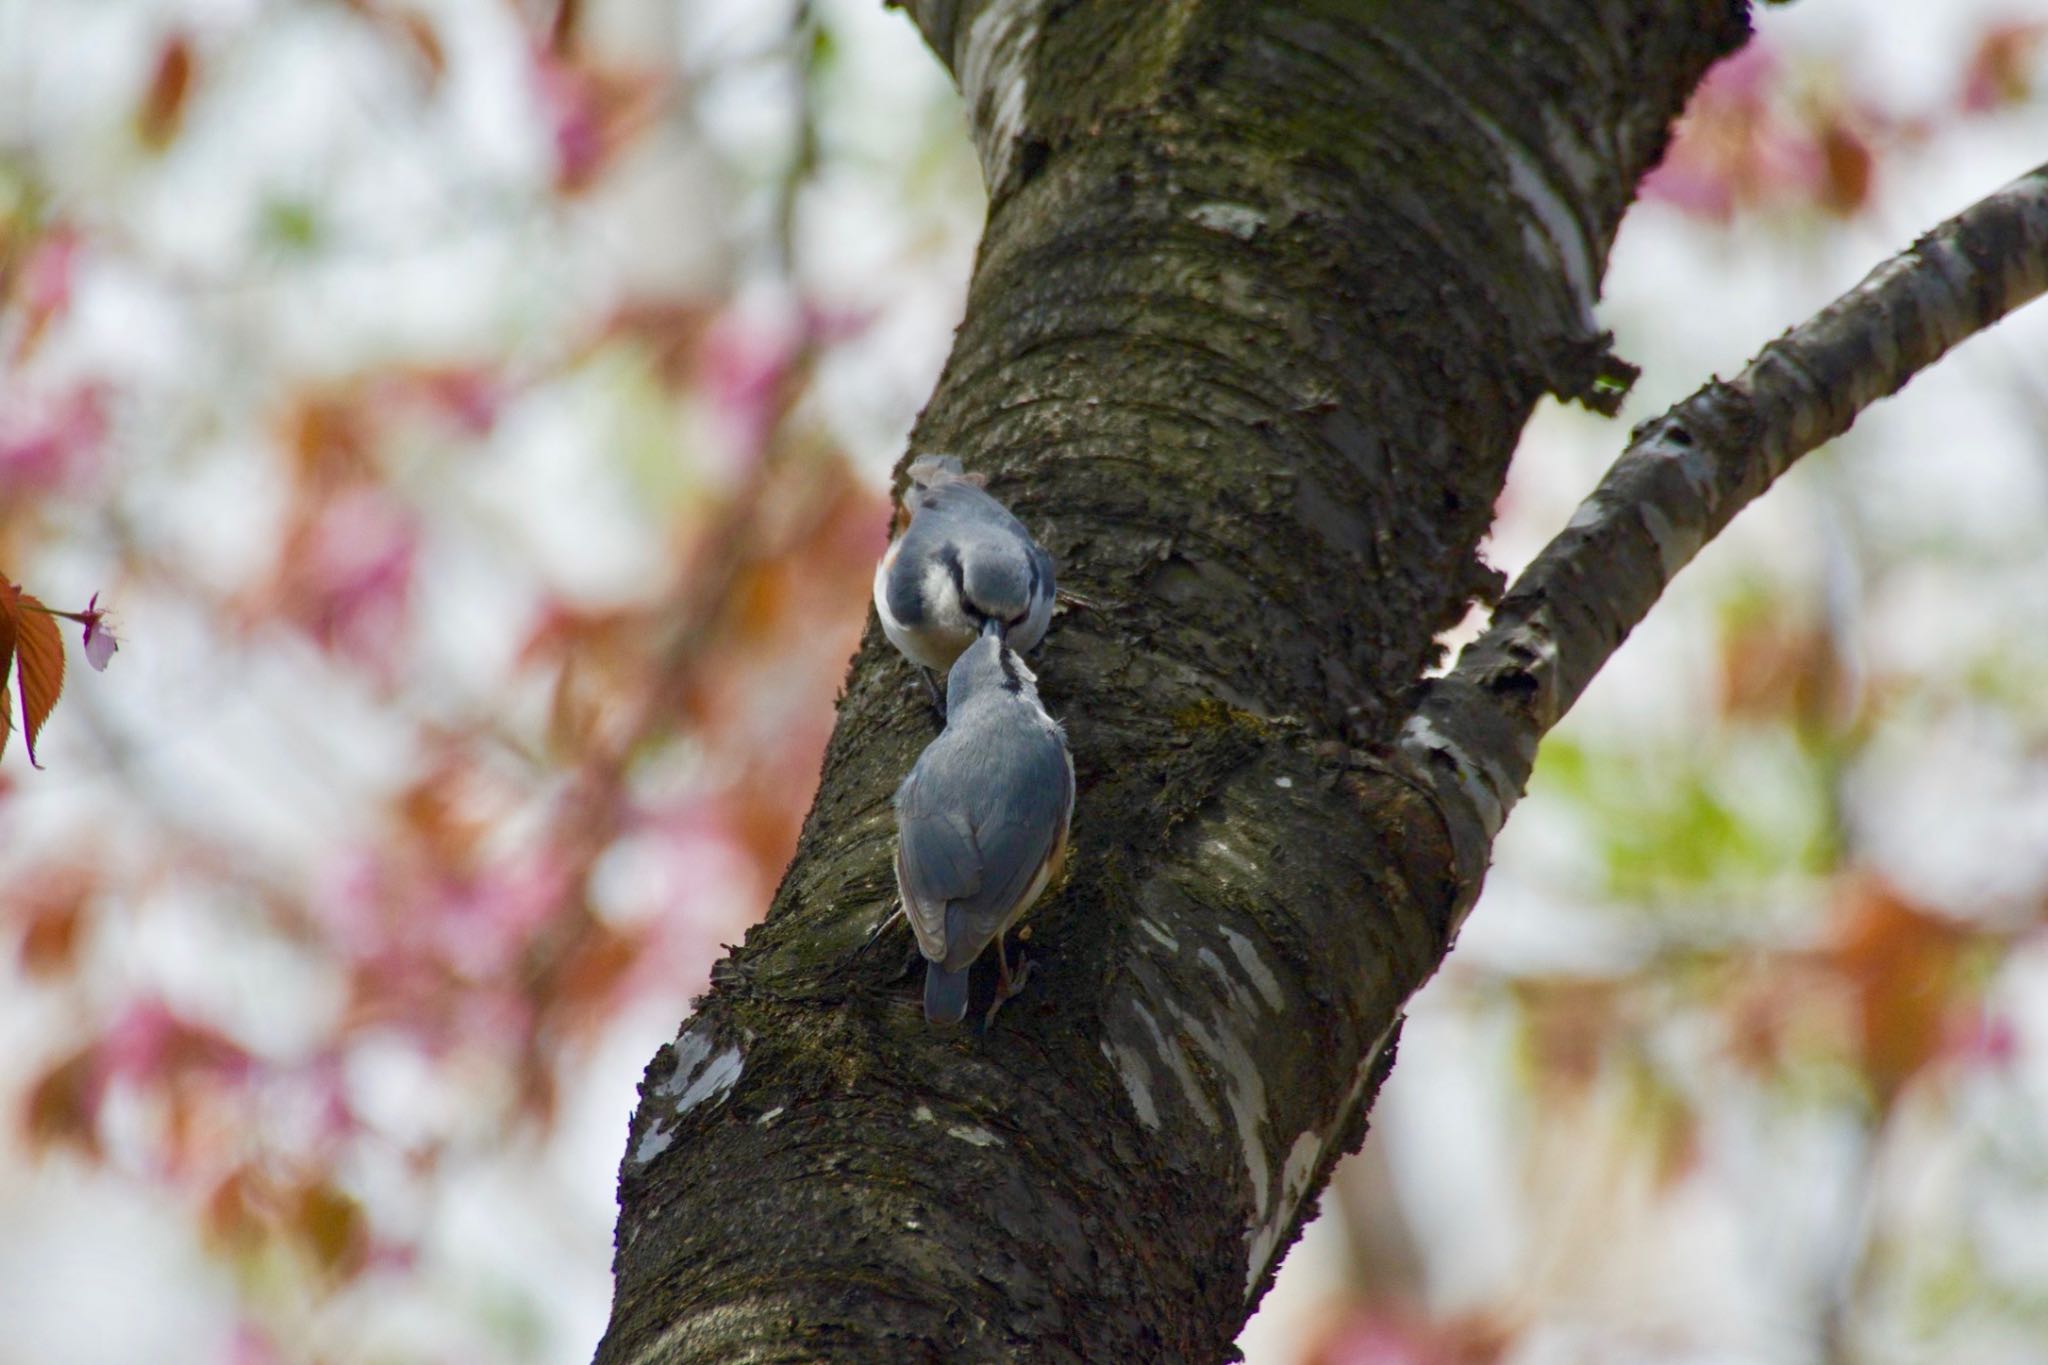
[0,580,16,766]
[392,10,447,90]
[1961,22,2046,113]
[294,1179,370,1278]
[14,593,65,768]
[1819,123,1874,217]
[202,1164,268,1254]
[137,34,197,151]
[21,1046,100,1156]
[16,868,90,977]
[1830,875,1971,1107]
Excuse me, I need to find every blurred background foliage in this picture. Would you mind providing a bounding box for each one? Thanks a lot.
[1,1,2046,1362]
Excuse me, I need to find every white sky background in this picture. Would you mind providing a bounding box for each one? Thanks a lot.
[0,0,2045,1361]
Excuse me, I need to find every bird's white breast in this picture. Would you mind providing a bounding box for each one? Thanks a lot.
[873,538,977,672]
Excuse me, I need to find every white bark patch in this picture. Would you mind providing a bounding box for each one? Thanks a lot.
[1273,775,1294,789]
[1561,436,1709,580]
[1189,201,1267,239]
[1220,927,1285,1012]
[1399,712,1508,838]
[1197,947,1249,1015]
[959,0,1044,193]
[1500,622,1560,676]
[1164,996,1273,1262]
[755,1106,784,1127]
[1538,106,1607,205]
[631,1300,807,1365]
[1638,501,1702,580]
[1101,1039,1162,1129]
[632,1122,675,1166]
[1131,999,1219,1129]
[1659,431,1719,504]
[1242,1019,1399,1296]
[656,1029,715,1097]
[1203,838,1259,878]
[947,1124,1004,1147]
[1464,106,1598,329]
[675,1047,743,1116]
[1241,1130,1323,1291]
[1138,918,1181,953]
[1565,491,1611,531]
[657,1028,744,1119]
[913,1104,936,1124]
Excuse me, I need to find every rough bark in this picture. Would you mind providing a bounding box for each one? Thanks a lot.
[597,3,1748,1361]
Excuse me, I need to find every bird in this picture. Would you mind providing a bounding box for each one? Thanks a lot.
[893,624,1074,1026]
[873,455,1056,701]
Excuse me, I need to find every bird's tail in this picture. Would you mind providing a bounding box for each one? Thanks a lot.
[924,962,971,1026]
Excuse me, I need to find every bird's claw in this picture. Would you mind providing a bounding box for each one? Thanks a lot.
[984,950,1032,1029]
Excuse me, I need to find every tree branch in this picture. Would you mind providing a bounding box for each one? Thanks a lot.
[1405,160,2048,930]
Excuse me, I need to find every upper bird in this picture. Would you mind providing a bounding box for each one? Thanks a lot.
[894,626,1074,1026]
[873,455,1056,689]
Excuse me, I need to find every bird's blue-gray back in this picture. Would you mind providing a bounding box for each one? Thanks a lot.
[894,707,1070,971]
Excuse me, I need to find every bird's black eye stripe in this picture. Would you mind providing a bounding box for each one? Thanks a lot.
[937,543,967,603]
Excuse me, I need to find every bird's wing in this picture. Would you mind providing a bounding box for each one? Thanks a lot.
[1011,541,1057,650]
[1032,541,1056,596]
[942,738,1073,973]
[880,522,935,629]
[894,764,983,962]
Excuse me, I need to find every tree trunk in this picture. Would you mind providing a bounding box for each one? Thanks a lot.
[597,2,1748,1360]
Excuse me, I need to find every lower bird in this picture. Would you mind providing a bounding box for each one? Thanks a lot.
[893,623,1074,1026]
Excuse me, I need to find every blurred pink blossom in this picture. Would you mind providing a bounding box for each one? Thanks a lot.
[99,998,254,1089]
[533,50,605,191]
[0,383,106,495]
[228,1323,282,1365]
[385,365,506,437]
[1948,1010,2020,1069]
[1640,44,1830,220]
[799,301,878,348]
[700,310,800,470]
[1311,1312,1436,1365]
[296,490,419,679]
[315,829,576,1053]
[12,226,80,359]
[431,846,576,980]
[530,46,661,195]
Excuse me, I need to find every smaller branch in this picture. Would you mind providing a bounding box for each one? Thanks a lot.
[1403,160,2048,925]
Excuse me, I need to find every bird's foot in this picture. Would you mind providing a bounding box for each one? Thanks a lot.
[984,949,1032,1030]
